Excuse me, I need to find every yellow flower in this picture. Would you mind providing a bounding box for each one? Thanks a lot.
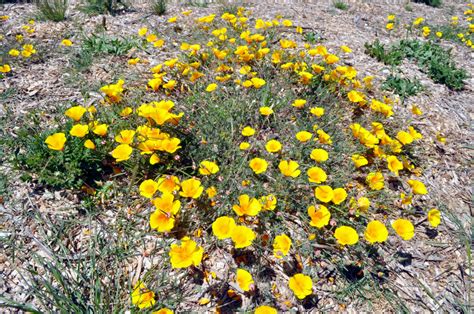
[273,234,292,258]
[364,221,388,244]
[169,237,204,268]
[120,107,133,117]
[392,219,414,240]
[308,205,330,228]
[324,54,339,64]
[179,178,203,199]
[307,167,327,184]
[254,305,277,314]
[233,194,262,216]
[292,99,306,108]
[92,123,108,136]
[242,126,256,136]
[249,158,268,174]
[69,124,89,138]
[340,45,352,53]
[157,175,180,194]
[332,188,347,205]
[115,130,136,144]
[310,148,328,162]
[387,155,403,175]
[65,105,87,121]
[212,216,236,239]
[100,79,124,103]
[240,142,251,150]
[139,179,159,198]
[411,105,423,115]
[236,269,254,292]
[347,90,365,103]
[131,281,155,309]
[260,194,277,210]
[315,185,333,203]
[436,31,443,38]
[288,274,312,299]
[310,107,324,117]
[231,225,256,248]
[278,160,301,177]
[0,64,11,73]
[259,106,274,116]
[386,23,394,30]
[149,208,174,232]
[366,172,384,190]
[351,154,368,168]
[138,27,148,36]
[316,129,332,144]
[45,132,66,151]
[206,83,217,92]
[127,57,140,65]
[111,144,133,162]
[61,39,72,46]
[265,140,282,153]
[9,49,20,57]
[396,131,413,145]
[152,193,181,216]
[427,209,441,227]
[199,160,219,175]
[413,17,424,26]
[407,179,427,195]
[206,186,217,199]
[84,139,95,149]
[168,16,177,23]
[154,309,173,314]
[357,197,370,211]
[334,226,359,245]
[296,131,312,142]
[250,77,266,88]
[387,14,395,21]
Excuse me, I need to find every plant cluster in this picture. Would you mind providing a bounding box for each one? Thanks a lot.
[2,3,462,313]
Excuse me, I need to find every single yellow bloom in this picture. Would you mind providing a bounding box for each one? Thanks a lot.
[407,179,427,195]
[332,188,347,205]
[310,148,329,162]
[288,274,312,299]
[292,99,306,108]
[259,106,274,116]
[169,237,204,268]
[206,83,217,92]
[231,225,256,248]
[366,172,384,190]
[131,281,155,309]
[242,126,256,136]
[254,305,277,314]
[307,167,327,184]
[310,107,324,117]
[179,178,203,199]
[351,154,368,168]
[157,175,180,194]
[265,139,282,153]
[357,197,370,211]
[296,131,312,142]
[45,132,66,151]
[212,216,236,239]
[308,205,330,228]
[334,226,359,245]
[139,179,159,198]
[240,142,251,150]
[111,144,133,162]
[278,160,300,177]
[138,27,148,36]
[273,234,292,258]
[233,194,262,216]
[65,105,87,121]
[84,139,95,149]
[427,209,441,227]
[92,123,108,136]
[249,158,268,174]
[364,221,388,244]
[392,219,415,240]
[387,155,403,176]
[69,124,89,138]
[115,129,136,144]
[260,194,277,210]
[61,39,72,46]
[236,269,254,291]
[315,185,333,203]
[199,160,219,175]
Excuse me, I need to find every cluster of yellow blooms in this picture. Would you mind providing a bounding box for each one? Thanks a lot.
[385,4,473,48]
[0,18,37,74]
[37,6,447,312]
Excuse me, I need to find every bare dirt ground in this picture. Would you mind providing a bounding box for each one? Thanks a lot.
[0,0,472,312]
